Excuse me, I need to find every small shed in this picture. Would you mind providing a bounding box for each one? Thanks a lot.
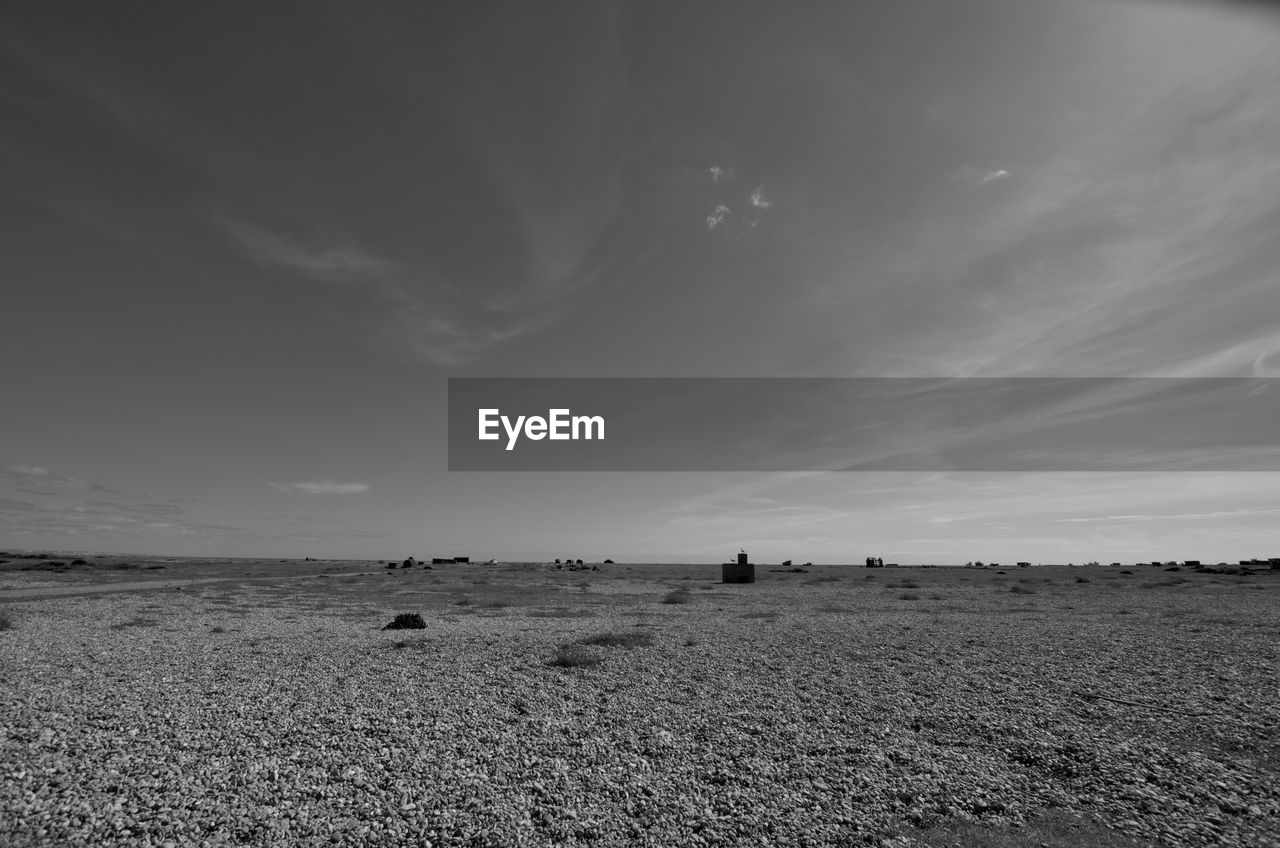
[722,550,755,583]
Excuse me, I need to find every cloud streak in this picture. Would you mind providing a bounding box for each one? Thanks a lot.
[270,481,371,495]
[224,221,395,283]
[1,464,113,493]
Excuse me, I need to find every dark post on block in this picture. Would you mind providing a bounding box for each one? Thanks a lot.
[723,550,756,583]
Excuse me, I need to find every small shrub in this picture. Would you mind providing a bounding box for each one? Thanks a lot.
[1009,584,1036,594]
[899,592,921,601]
[0,611,11,631]
[662,590,691,605]
[211,626,226,634]
[109,617,159,630]
[1075,577,1090,583]
[71,559,87,565]
[549,644,601,669]
[382,612,426,630]
[579,631,655,648]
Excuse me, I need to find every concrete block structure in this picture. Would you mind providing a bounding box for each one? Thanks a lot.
[722,550,755,583]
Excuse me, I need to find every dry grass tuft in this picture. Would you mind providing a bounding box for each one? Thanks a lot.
[578,631,655,648]
[548,643,602,669]
[382,612,426,630]
[911,809,1158,847]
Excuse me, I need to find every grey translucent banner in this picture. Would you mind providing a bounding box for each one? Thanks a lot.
[448,378,1280,471]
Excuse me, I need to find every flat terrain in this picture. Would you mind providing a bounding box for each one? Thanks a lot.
[1,557,1277,847]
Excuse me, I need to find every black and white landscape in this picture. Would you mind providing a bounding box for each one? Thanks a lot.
[2,1,1279,846]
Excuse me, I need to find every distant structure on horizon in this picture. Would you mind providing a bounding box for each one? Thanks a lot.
[723,550,755,583]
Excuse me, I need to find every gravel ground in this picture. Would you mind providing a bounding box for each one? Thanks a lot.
[2,570,1278,847]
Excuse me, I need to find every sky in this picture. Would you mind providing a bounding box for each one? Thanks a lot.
[3,0,1279,563]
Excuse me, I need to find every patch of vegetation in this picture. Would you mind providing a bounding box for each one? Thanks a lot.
[0,611,11,631]
[741,611,781,619]
[662,590,692,605]
[1075,577,1090,583]
[382,612,427,630]
[578,631,655,648]
[548,643,602,669]
[910,809,1157,847]
[1009,584,1037,594]
[899,592,921,600]
[211,626,226,634]
[109,617,160,630]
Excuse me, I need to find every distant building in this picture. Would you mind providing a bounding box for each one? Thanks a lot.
[453,556,470,564]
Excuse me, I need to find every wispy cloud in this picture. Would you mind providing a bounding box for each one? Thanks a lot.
[1055,506,1280,523]
[4,465,49,477]
[270,481,371,495]
[705,205,730,230]
[224,221,395,283]
[708,165,733,183]
[955,166,1011,186]
[1,464,113,493]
